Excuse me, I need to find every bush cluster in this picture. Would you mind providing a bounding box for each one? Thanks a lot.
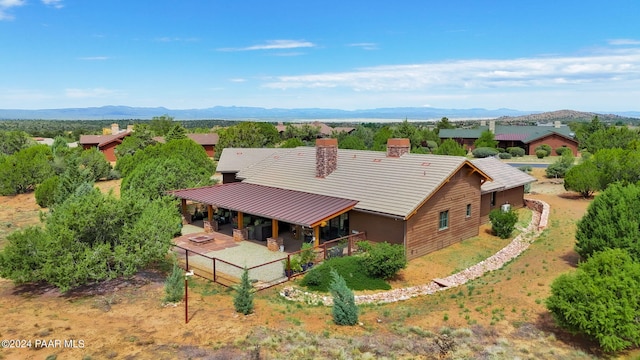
[472,147,499,158]
[545,152,574,178]
[498,152,512,159]
[507,147,525,157]
[555,146,571,156]
[546,249,640,352]
[357,241,407,279]
[535,144,552,157]
[535,149,546,159]
[488,209,518,239]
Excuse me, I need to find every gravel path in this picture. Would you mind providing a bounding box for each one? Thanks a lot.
[281,199,550,305]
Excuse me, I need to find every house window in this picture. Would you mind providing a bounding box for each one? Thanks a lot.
[439,210,449,230]
[466,204,471,218]
[490,192,496,207]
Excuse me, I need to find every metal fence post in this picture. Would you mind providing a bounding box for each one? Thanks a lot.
[212,258,216,283]
[185,249,189,271]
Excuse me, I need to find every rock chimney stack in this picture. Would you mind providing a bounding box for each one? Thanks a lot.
[316,138,338,178]
[386,138,411,157]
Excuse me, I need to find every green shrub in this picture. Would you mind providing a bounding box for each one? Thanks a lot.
[35,176,59,208]
[546,249,640,352]
[535,150,546,159]
[564,161,600,197]
[545,152,574,178]
[164,263,185,303]
[496,147,505,153]
[555,146,571,156]
[329,269,358,326]
[302,267,323,286]
[535,144,552,157]
[107,169,121,180]
[234,267,254,315]
[575,183,640,261]
[581,150,592,161]
[472,147,499,158]
[489,209,518,239]
[357,241,407,279]
[498,152,512,159]
[299,256,390,292]
[507,147,525,157]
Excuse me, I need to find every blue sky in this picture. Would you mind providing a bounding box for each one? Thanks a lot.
[1,0,640,112]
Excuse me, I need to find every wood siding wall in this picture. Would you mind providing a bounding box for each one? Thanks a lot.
[527,133,578,156]
[405,165,483,260]
[101,143,118,162]
[479,185,526,224]
[349,210,404,245]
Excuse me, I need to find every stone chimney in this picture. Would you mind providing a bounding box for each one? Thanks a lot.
[489,120,496,133]
[554,121,561,128]
[386,138,411,157]
[480,120,487,127]
[126,125,134,132]
[316,138,338,178]
[111,123,119,135]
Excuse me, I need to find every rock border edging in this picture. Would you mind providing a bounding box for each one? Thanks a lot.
[280,199,550,306]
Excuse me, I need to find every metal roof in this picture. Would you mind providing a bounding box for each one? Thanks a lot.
[235,147,491,219]
[78,132,131,147]
[471,157,537,194]
[168,182,358,227]
[439,125,575,144]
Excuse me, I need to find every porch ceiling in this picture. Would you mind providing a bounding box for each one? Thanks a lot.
[168,182,358,227]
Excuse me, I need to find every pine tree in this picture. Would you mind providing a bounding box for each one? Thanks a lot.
[329,269,358,325]
[164,263,185,303]
[234,267,254,315]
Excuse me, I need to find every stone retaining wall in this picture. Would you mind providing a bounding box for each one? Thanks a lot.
[280,199,550,306]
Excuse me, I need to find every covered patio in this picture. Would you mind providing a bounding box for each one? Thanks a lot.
[168,182,358,252]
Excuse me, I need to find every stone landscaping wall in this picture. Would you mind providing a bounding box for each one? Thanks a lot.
[280,198,550,306]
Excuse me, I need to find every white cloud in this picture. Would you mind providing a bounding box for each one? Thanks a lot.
[229,78,246,83]
[608,38,640,46]
[0,0,25,21]
[65,88,117,98]
[42,0,63,9]
[218,39,315,52]
[348,42,379,50]
[263,48,640,92]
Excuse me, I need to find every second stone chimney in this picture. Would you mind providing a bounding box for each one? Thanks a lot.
[480,120,487,127]
[316,138,338,178]
[554,121,561,128]
[489,120,496,133]
[386,138,411,157]
[111,123,120,135]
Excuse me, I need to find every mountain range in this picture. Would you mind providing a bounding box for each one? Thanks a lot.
[0,105,638,122]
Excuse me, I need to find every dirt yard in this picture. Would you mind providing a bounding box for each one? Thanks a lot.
[0,174,638,359]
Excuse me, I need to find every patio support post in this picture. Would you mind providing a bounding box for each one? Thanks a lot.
[181,199,189,224]
[313,226,320,247]
[207,205,213,223]
[237,212,244,229]
[272,219,278,239]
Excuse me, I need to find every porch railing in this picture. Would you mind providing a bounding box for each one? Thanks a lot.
[172,231,366,291]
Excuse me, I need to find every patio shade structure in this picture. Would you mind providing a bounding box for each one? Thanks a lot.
[167,182,358,245]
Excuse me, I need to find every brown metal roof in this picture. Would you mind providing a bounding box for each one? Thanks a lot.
[168,182,358,227]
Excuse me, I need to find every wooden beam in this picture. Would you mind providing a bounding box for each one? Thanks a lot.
[272,219,279,239]
[181,199,189,222]
[237,212,244,229]
[314,226,320,247]
[207,205,213,223]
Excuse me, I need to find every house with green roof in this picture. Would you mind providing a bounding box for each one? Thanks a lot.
[439,121,578,155]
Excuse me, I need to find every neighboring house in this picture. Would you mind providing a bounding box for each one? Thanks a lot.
[79,132,131,162]
[471,157,537,224]
[439,121,578,155]
[153,133,219,158]
[275,121,355,137]
[170,139,536,261]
